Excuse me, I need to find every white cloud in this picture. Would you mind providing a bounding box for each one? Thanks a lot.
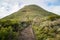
[0,6,9,18]
[48,6,60,14]
[46,0,57,2]
[0,0,24,18]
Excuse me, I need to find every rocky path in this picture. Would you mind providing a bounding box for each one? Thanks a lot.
[19,25,35,40]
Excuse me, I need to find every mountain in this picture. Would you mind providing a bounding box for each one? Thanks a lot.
[1,5,58,21]
[0,5,60,40]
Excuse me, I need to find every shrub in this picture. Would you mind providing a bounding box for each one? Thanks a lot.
[0,26,18,40]
[33,18,60,40]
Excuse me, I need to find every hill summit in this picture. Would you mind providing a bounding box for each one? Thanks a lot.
[1,5,57,21]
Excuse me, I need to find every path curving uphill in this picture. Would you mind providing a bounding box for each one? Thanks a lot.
[19,25,35,40]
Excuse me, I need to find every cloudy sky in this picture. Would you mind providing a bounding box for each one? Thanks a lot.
[0,0,60,18]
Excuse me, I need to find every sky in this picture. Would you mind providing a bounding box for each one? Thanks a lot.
[0,0,60,18]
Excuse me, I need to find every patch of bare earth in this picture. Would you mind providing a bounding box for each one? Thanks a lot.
[19,25,35,40]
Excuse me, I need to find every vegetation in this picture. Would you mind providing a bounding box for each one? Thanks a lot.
[32,16,60,40]
[0,5,60,40]
[0,26,18,40]
[0,19,31,40]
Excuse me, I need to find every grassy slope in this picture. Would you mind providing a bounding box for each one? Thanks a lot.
[1,5,57,21]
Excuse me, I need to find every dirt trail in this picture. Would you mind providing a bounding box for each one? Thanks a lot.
[19,25,35,40]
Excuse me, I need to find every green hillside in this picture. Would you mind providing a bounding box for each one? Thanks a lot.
[1,5,57,21]
[0,5,60,40]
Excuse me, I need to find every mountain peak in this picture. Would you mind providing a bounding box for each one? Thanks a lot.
[20,4,44,11]
[2,4,57,20]
[23,4,41,8]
